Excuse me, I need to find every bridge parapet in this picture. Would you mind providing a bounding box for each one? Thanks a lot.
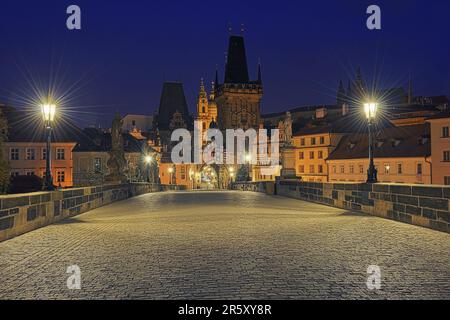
[232,181,450,233]
[0,183,185,242]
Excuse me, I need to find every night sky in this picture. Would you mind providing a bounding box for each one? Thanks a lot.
[0,0,449,127]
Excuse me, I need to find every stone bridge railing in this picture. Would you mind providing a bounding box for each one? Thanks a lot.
[232,180,450,234]
[0,183,185,242]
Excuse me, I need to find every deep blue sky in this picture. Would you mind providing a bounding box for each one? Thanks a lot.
[0,0,449,127]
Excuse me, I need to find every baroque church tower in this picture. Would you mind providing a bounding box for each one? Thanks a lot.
[196,78,218,133]
[215,35,263,130]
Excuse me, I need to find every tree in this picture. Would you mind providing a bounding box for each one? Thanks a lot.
[0,108,10,193]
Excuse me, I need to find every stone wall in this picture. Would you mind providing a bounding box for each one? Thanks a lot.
[232,180,450,233]
[0,183,185,242]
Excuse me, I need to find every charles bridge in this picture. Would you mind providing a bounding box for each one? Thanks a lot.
[0,181,449,299]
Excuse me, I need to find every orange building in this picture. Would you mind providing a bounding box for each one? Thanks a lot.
[292,128,346,182]
[426,111,450,185]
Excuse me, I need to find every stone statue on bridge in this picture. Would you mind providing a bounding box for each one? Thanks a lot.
[105,113,128,184]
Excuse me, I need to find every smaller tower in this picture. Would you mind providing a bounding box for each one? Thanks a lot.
[407,76,413,104]
[337,80,346,107]
[197,78,208,116]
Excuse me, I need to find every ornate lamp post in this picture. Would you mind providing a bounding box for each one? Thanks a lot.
[41,103,56,191]
[364,102,378,183]
[144,155,153,183]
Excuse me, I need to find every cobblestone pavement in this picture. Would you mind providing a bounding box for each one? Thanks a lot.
[0,191,449,300]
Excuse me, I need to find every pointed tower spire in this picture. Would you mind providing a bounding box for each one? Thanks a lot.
[337,80,345,106]
[215,67,219,87]
[224,36,249,84]
[408,75,413,104]
[199,78,206,98]
[346,80,353,104]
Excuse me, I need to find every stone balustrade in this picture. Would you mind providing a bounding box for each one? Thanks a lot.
[232,180,450,233]
[0,183,185,242]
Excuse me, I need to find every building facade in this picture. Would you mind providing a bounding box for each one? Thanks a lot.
[4,142,76,187]
[292,130,345,182]
[122,114,153,134]
[326,124,432,184]
[2,105,79,188]
[427,111,450,185]
[72,128,158,186]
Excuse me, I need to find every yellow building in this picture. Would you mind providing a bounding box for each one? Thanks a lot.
[326,124,432,184]
[292,127,345,182]
[426,111,450,185]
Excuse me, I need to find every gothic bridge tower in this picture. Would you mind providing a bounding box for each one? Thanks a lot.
[215,35,263,130]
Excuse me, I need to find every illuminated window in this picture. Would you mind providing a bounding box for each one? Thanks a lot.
[309,151,315,159]
[442,126,449,138]
[349,164,354,174]
[26,148,35,160]
[318,165,323,173]
[300,138,305,146]
[318,151,323,159]
[359,164,364,174]
[57,171,65,183]
[384,163,390,174]
[56,148,65,160]
[299,152,304,160]
[340,165,345,174]
[444,151,450,162]
[10,148,19,160]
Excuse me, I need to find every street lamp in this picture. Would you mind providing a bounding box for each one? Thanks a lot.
[189,169,194,189]
[228,166,235,186]
[168,166,174,185]
[245,153,252,182]
[41,103,56,191]
[364,102,378,183]
[144,155,153,183]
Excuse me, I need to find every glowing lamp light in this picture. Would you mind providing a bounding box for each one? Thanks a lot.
[145,155,153,164]
[168,167,174,173]
[245,154,252,163]
[41,104,56,122]
[364,102,377,120]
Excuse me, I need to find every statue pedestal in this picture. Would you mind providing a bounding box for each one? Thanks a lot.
[279,146,299,180]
